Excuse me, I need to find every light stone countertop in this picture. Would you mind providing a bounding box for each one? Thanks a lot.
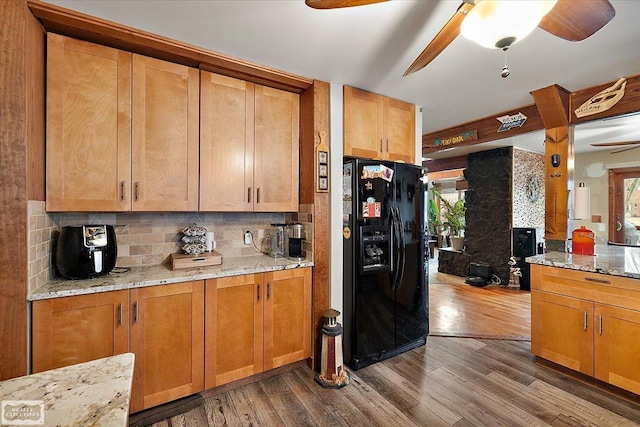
[0,353,134,426]
[526,244,640,279]
[29,254,314,301]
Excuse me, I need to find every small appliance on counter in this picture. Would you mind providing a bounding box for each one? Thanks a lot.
[572,225,595,255]
[286,223,305,261]
[264,223,286,258]
[56,225,117,279]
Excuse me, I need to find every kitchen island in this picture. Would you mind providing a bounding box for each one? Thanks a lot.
[526,245,640,395]
[0,353,134,426]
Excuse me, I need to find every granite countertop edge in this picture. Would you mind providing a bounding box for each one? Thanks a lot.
[30,255,314,301]
[525,244,640,280]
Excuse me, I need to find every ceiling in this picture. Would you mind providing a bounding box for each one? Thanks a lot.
[43,0,640,158]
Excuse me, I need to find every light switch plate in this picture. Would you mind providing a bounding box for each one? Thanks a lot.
[591,215,602,223]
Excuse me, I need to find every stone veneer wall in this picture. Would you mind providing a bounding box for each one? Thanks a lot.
[512,148,545,245]
[28,201,314,291]
[465,147,513,283]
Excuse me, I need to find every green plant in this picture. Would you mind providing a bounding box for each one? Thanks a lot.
[427,198,441,237]
[433,190,466,237]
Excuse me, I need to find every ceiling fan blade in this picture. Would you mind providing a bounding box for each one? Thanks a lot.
[305,0,387,9]
[591,140,640,147]
[610,145,640,154]
[403,1,475,77]
[538,0,615,42]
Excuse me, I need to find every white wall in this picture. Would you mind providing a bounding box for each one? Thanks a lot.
[329,83,344,318]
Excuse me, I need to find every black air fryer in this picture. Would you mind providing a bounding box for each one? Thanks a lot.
[56,225,117,279]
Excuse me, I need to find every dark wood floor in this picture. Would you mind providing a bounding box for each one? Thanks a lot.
[134,255,639,426]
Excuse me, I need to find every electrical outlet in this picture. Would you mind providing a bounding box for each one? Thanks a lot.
[591,215,602,223]
[244,230,252,245]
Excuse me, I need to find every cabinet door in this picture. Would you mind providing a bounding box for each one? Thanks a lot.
[32,290,129,373]
[263,268,312,370]
[200,72,254,211]
[204,274,263,388]
[132,55,199,211]
[46,33,131,211]
[531,290,594,375]
[129,281,204,413]
[254,85,300,212]
[594,304,640,394]
[343,85,384,160]
[384,97,416,163]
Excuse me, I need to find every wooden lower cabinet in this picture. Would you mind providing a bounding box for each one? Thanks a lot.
[129,281,204,413]
[32,290,129,373]
[531,264,640,394]
[205,267,312,388]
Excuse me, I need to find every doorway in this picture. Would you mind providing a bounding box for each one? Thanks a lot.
[608,167,640,245]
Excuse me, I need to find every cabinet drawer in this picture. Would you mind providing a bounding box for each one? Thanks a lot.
[531,264,640,311]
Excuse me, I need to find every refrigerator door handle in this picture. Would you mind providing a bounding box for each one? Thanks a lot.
[391,206,402,290]
[389,207,395,275]
[396,208,406,290]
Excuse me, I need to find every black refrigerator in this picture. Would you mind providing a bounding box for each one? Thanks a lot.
[342,157,429,370]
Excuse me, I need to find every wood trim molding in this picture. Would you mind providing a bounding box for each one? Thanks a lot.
[27,0,313,93]
[423,155,468,173]
[422,104,543,155]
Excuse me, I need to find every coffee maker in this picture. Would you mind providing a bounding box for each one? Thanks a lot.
[264,223,286,258]
[286,223,305,261]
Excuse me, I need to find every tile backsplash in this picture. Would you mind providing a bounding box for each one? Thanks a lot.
[28,201,314,291]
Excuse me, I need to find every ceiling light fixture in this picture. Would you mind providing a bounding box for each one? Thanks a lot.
[460,0,557,50]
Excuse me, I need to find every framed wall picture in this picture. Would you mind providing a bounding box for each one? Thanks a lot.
[316,131,329,193]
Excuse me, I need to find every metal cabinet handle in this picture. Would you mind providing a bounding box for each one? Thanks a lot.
[380,138,383,152]
[583,311,588,331]
[134,301,139,323]
[257,284,261,301]
[585,277,610,285]
[120,181,126,201]
[135,182,140,201]
[118,303,123,326]
[598,314,603,335]
[267,282,271,301]
[257,188,261,203]
[248,187,252,203]
[386,138,389,152]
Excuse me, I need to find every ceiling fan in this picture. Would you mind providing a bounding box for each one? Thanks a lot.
[305,0,616,76]
[591,140,640,154]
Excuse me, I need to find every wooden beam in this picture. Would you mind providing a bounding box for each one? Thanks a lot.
[1,0,33,380]
[300,80,331,371]
[570,73,640,124]
[27,0,313,93]
[422,104,543,154]
[530,85,570,128]
[543,126,572,242]
[423,155,468,173]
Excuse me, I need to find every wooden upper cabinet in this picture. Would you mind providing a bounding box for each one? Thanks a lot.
[200,72,299,212]
[129,281,204,413]
[46,33,131,211]
[383,96,416,163]
[31,290,129,373]
[132,55,199,211]
[343,85,384,160]
[343,85,416,163]
[200,72,255,211]
[254,85,300,212]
